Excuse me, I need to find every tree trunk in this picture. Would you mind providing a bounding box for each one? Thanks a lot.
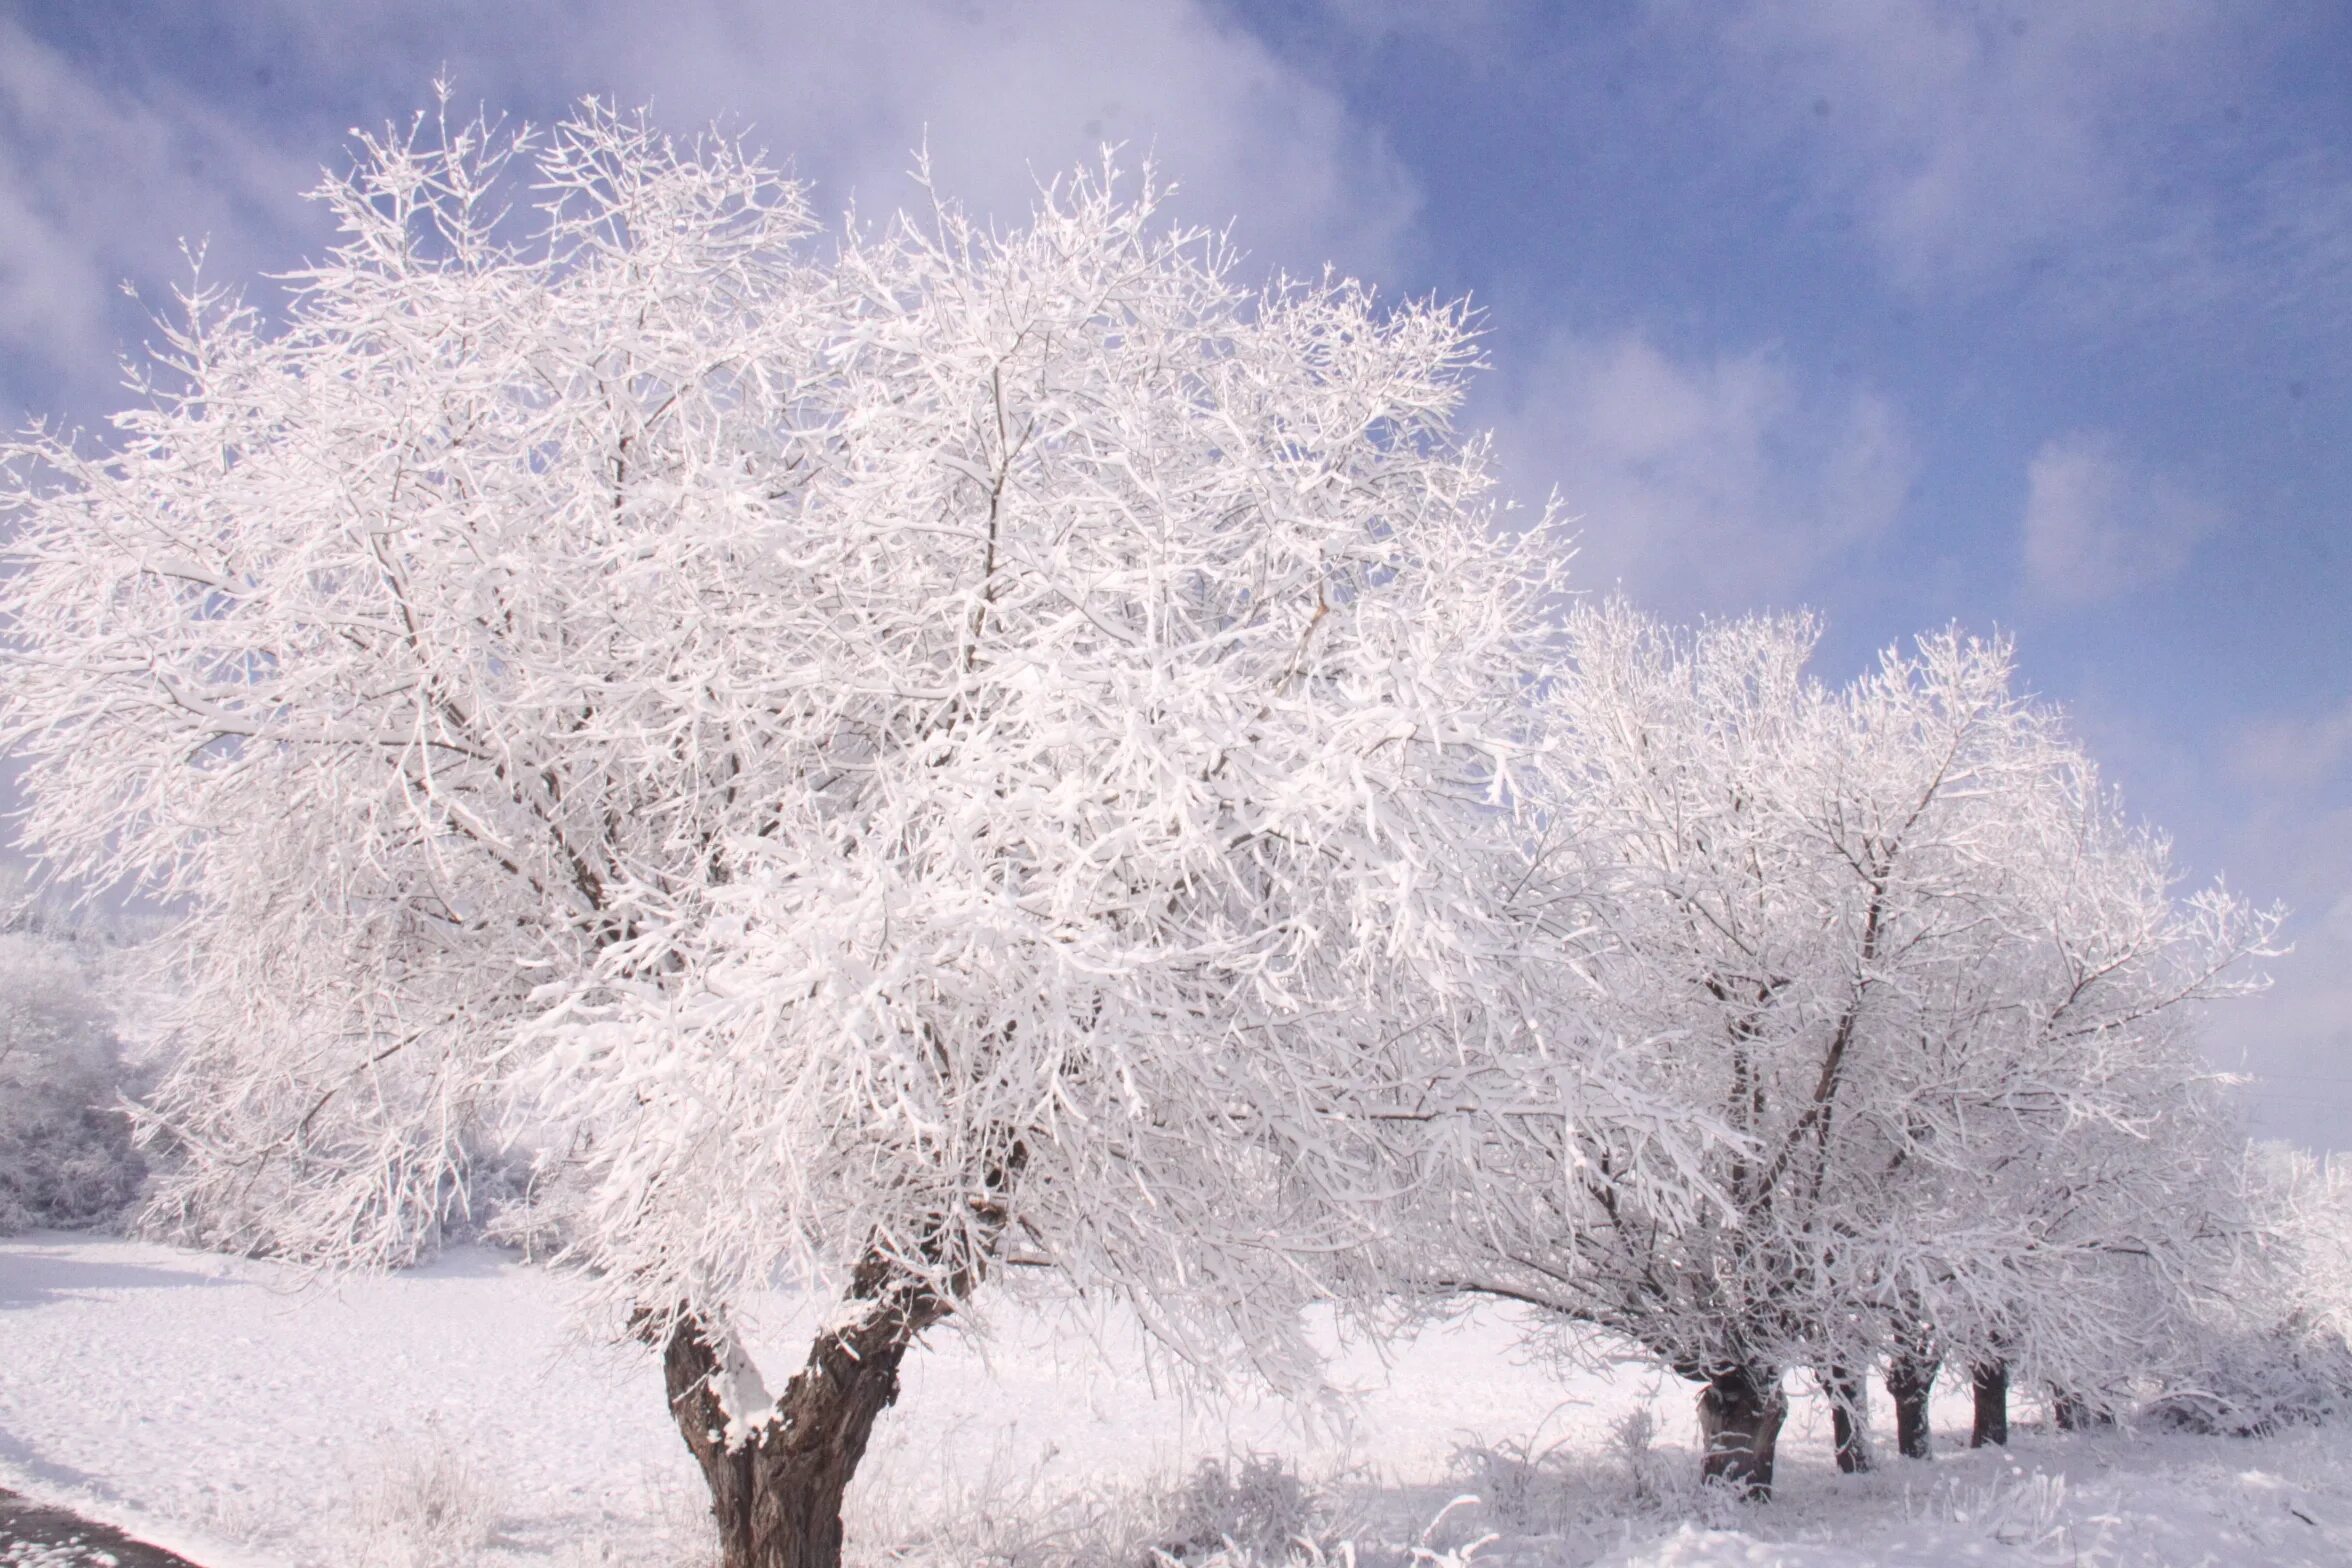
[2052,1390,2112,1433]
[1886,1353,1938,1461]
[1970,1362,2009,1448]
[1823,1365,1871,1474]
[1697,1365,1787,1500]
[662,1249,949,1568]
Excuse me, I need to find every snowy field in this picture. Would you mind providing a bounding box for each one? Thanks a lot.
[3,1233,2349,1567]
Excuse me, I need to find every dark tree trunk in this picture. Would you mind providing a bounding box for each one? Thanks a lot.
[1697,1365,1787,1499]
[662,1249,950,1568]
[1971,1362,2009,1448]
[2052,1390,2113,1433]
[1823,1366,1871,1474]
[1887,1353,1938,1461]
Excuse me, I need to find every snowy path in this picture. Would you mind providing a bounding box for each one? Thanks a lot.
[5,1232,2352,1565]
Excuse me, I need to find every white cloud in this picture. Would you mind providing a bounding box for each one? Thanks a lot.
[1489,331,1917,614]
[598,0,1422,280]
[1674,0,2319,309]
[2235,703,2352,799]
[244,0,1420,282]
[2020,432,2222,602]
[2,2,1420,420]
[0,17,316,407]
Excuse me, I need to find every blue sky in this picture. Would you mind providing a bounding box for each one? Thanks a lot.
[3,0,2348,1144]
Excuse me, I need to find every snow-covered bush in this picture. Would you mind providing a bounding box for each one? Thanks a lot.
[552,1469,721,1568]
[840,1439,1142,1568]
[1148,1491,1494,1568]
[838,1452,1342,1568]
[0,928,147,1232]
[2261,1144,2352,1346]
[2143,1315,2352,1437]
[1446,1431,1576,1534]
[343,1424,505,1568]
[472,1138,590,1261]
[1152,1455,1330,1565]
[1926,1465,2077,1561]
[2145,1145,2352,1436]
[1605,1408,1672,1512]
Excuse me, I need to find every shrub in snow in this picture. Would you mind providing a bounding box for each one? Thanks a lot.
[2144,1301,2352,1438]
[472,1138,589,1261]
[2140,1145,2352,1437]
[1446,1430,1579,1534]
[1918,1465,2078,1560]
[1604,1407,1672,1513]
[834,1433,1174,1568]
[0,930,147,1233]
[1148,1490,1493,1568]
[343,1425,504,1568]
[550,1471,720,1568]
[2142,1323,2352,1437]
[2257,1144,2352,1346]
[1152,1455,1329,1565]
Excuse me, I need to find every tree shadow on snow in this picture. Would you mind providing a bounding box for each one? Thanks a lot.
[0,1241,232,1310]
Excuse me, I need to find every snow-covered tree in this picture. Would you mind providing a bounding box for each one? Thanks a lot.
[1834,729,2273,1452]
[1420,601,2272,1497]
[0,924,148,1233]
[2263,1146,2352,1349]
[0,866,162,1235]
[2138,1142,2352,1437]
[0,99,1590,1568]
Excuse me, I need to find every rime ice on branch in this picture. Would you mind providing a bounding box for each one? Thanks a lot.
[0,97,1612,1568]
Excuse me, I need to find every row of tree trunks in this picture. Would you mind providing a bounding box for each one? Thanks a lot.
[1863,1356,2120,1467]
[1686,1354,2103,1502]
[663,1248,949,1568]
[1675,1350,2120,1513]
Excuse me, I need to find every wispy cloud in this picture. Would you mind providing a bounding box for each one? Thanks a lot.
[2235,702,2352,800]
[2020,433,2222,603]
[1491,331,1916,615]
[536,0,1422,279]
[2205,778,2352,1150]
[1673,0,2350,331]
[3,1,1420,425]
[0,15,315,411]
[1721,0,2216,289]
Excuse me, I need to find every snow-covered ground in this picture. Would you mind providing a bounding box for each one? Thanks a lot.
[2,1232,2347,1567]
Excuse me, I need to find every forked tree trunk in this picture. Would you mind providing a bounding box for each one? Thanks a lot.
[1971,1362,2009,1448]
[1887,1353,1938,1461]
[1823,1366,1872,1474]
[662,1249,949,1568]
[1697,1365,1788,1499]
